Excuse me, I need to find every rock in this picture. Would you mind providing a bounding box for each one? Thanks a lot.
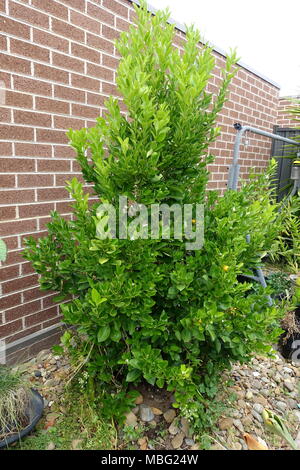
[139,405,154,422]
[138,437,148,450]
[237,399,246,408]
[185,438,195,446]
[190,444,200,450]
[171,432,185,449]
[168,421,180,435]
[242,415,253,427]
[135,395,143,405]
[44,378,59,388]
[210,443,223,450]
[287,398,298,409]
[275,401,287,412]
[284,380,294,392]
[252,371,260,377]
[218,418,233,430]
[152,407,163,415]
[233,419,244,434]
[71,439,83,450]
[246,391,253,400]
[37,350,50,362]
[163,409,176,423]
[46,442,55,450]
[232,442,242,450]
[255,396,268,406]
[34,370,42,377]
[252,410,263,423]
[253,403,264,414]
[257,436,268,449]
[252,380,262,390]
[180,417,190,436]
[125,411,138,426]
[132,406,139,415]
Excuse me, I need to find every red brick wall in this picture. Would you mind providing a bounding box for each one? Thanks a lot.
[277,97,300,128]
[0,0,279,353]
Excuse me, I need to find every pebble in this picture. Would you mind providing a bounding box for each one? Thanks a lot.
[253,403,264,414]
[125,411,137,426]
[246,391,253,400]
[34,369,42,377]
[135,395,143,405]
[171,432,185,449]
[185,438,195,446]
[46,442,55,450]
[163,409,176,423]
[139,405,154,422]
[168,421,180,435]
[252,410,263,423]
[275,401,287,412]
[233,419,244,434]
[218,418,233,430]
[284,380,294,392]
[152,407,163,415]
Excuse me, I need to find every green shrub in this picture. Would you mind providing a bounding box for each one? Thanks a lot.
[24,2,282,432]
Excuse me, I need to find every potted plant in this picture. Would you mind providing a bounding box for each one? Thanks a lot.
[279,278,300,359]
[0,366,44,448]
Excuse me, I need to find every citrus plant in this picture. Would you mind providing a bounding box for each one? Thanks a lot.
[24,1,282,431]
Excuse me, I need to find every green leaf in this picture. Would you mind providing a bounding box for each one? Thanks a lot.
[97,325,111,343]
[126,369,141,382]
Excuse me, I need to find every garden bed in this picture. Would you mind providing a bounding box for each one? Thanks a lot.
[7,348,300,451]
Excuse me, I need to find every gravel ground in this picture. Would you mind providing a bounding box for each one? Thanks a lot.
[13,348,300,450]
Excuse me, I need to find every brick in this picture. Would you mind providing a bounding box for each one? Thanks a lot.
[5,299,42,322]
[5,91,33,108]
[43,316,62,329]
[116,17,130,31]
[33,29,69,53]
[71,73,100,92]
[102,81,121,97]
[72,103,100,119]
[86,32,114,54]
[0,53,31,74]
[15,143,51,158]
[10,38,50,62]
[23,287,46,302]
[71,10,100,34]
[25,305,58,327]
[56,201,72,213]
[0,16,30,40]
[9,1,49,28]
[0,34,7,50]
[0,219,36,237]
[52,18,85,43]
[2,274,38,295]
[0,206,16,220]
[0,106,11,122]
[102,0,128,18]
[0,264,19,281]
[21,261,35,275]
[102,54,119,70]
[19,202,54,218]
[37,187,68,201]
[54,115,85,130]
[71,43,100,64]
[34,63,69,84]
[1,174,15,187]
[0,319,22,339]
[14,110,51,127]
[0,292,22,311]
[102,24,119,41]
[36,96,70,114]
[60,0,84,10]
[0,0,5,12]
[0,157,35,172]
[37,159,70,172]
[31,0,68,20]
[13,75,52,96]
[54,145,76,159]
[18,174,53,188]
[5,324,42,345]
[0,189,34,205]
[0,71,11,90]
[36,128,68,144]
[52,52,85,73]
[87,63,114,81]
[86,92,106,107]
[54,84,85,103]
[87,3,114,25]
[0,125,34,141]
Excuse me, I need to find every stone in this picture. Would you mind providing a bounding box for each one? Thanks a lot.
[163,409,176,423]
[252,410,263,423]
[237,399,246,408]
[37,350,50,362]
[255,396,268,406]
[232,442,242,450]
[139,405,154,422]
[169,421,180,435]
[46,442,55,450]
[34,369,42,377]
[171,432,185,449]
[218,418,233,430]
[275,401,287,412]
[152,407,163,415]
[125,411,138,426]
[185,438,195,446]
[253,403,264,414]
[135,395,143,405]
[180,417,190,436]
[44,378,59,388]
[210,443,223,450]
[233,419,244,434]
[252,380,262,390]
[284,380,294,392]
[246,391,253,400]
[242,415,253,427]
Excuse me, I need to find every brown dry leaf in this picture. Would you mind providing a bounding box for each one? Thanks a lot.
[243,433,268,450]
